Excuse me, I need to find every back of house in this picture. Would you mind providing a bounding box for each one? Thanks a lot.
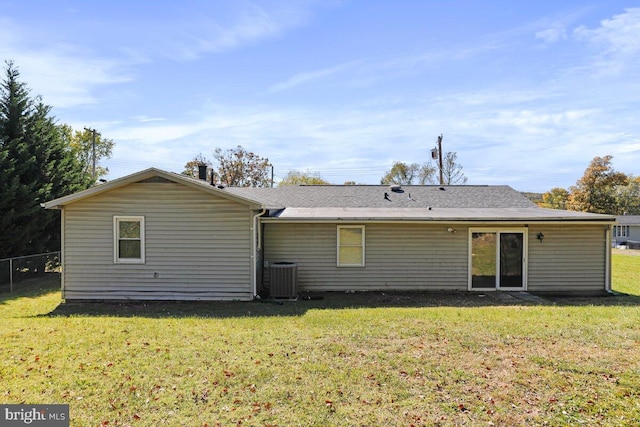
[45,168,616,301]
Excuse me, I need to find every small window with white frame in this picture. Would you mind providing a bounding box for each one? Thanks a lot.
[114,216,145,263]
[614,225,629,238]
[337,225,365,267]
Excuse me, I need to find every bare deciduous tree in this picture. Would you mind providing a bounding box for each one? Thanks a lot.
[442,152,468,185]
[184,146,270,187]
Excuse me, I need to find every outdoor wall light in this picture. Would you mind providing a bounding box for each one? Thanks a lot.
[537,232,544,242]
[448,227,456,233]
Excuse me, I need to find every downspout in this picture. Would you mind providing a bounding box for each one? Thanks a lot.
[605,225,612,293]
[251,208,267,298]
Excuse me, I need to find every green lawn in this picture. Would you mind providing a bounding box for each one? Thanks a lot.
[1,254,639,426]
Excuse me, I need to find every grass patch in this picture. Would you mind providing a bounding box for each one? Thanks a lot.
[0,256,639,426]
[612,250,640,296]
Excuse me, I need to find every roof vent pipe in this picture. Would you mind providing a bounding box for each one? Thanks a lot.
[198,165,207,181]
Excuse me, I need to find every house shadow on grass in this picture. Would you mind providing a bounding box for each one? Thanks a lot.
[43,290,640,319]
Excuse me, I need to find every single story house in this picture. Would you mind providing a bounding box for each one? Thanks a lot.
[44,167,616,301]
[612,215,640,248]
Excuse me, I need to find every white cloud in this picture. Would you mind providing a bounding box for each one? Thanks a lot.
[0,17,132,109]
[101,91,639,191]
[268,60,360,92]
[17,51,131,108]
[109,123,205,145]
[532,8,591,44]
[492,109,597,133]
[166,1,318,60]
[131,116,167,123]
[573,7,640,74]
[615,141,640,154]
[535,26,567,43]
[574,8,640,54]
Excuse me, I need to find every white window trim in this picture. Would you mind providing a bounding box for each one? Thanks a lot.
[467,227,528,291]
[337,225,365,267]
[615,225,629,238]
[114,216,145,264]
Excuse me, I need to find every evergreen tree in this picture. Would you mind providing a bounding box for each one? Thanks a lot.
[0,62,41,257]
[0,61,91,258]
[29,102,91,252]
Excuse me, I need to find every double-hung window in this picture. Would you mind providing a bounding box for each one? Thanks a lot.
[337,225,365,267]
[114,216,145,263]
[615,225,629,238]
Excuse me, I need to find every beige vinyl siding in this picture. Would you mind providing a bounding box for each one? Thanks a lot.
[62,181,253,300]
[263,222,468,291]
[527,224,608,293]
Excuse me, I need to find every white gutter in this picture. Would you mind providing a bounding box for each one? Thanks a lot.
[60,208,66,300]
[259,218,616,226]
[251,208,267,298]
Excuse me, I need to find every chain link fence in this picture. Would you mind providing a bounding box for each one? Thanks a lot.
[0,252,61,293]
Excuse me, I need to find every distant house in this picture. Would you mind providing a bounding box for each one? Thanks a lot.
[612,215,640,248]
[44,168,616,300]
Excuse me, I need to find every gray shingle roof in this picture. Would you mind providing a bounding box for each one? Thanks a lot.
[223,185,537,209]
[616,215,640,225]
[223,184,614,222]
[176,172,613,222]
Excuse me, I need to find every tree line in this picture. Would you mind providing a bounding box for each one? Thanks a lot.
[183,148,468,187]
[184,147,637,216]
[0,61,113,259]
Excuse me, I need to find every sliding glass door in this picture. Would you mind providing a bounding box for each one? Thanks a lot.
[470,229,526,290]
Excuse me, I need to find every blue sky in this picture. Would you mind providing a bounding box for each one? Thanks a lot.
[1,1,639,192]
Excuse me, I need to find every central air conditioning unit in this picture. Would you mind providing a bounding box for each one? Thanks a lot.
[269,262,298,299]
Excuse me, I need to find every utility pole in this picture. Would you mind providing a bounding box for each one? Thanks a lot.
[270,165,274,188]
[84,127,100,183]
[437,134,444,186]
[431,134,444,185]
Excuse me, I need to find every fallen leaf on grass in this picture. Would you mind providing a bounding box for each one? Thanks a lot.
[325,400,336,412]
